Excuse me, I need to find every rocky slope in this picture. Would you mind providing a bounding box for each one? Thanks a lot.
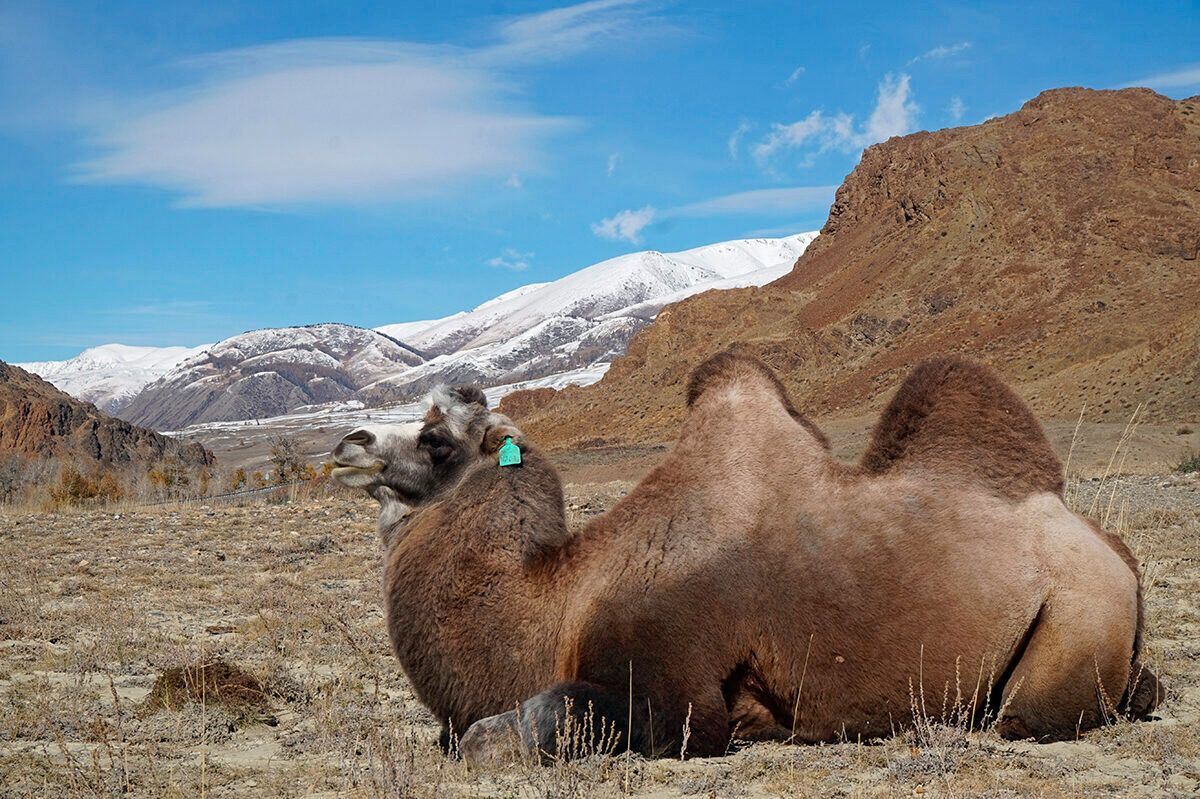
[120,324,423,430]
[0,361,211,465]
[512,88,1200,450]
[17,343,212,414]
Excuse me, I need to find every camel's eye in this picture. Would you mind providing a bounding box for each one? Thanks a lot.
[418,428,455,464]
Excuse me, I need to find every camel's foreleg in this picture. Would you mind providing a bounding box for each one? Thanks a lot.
[459,681,653,765]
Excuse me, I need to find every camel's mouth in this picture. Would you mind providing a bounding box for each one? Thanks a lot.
[330,461,386,487]
[331,462,385,477]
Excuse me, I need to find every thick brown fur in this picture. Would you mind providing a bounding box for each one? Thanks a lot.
[859,355,1063,498]
[338,353,1160,762]
[687,351,830,450]
[860,355,1160,715]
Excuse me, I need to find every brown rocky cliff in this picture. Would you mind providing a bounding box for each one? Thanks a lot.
[0,361,213,465]
[516,88,1200,450]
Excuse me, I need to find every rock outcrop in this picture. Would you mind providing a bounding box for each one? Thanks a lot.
[514,88,1200,449]
[0,361,212,465]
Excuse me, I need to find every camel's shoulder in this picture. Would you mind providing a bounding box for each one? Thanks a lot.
[859,355,1063,499]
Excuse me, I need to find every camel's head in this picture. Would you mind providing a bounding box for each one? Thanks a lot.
[331,384,523,507]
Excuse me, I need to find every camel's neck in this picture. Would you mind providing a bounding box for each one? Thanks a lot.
[379,452,575,734]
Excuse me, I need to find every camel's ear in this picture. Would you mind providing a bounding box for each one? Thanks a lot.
[482,423,528,457]
[450,384,489,409]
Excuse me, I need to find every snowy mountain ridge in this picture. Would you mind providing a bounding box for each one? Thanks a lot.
[17,231,818,430]
[16,343,213,413]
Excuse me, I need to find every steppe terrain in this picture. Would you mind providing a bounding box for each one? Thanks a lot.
[2,425,1198,798]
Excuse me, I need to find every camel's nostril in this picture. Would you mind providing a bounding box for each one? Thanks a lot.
[344,429,375,446]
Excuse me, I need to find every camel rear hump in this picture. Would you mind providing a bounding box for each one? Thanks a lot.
[860,355,1064,500]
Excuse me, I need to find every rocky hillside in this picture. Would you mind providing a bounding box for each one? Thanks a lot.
[120,324,424,430]
[513,88,1200,450]
[0,361,212,465]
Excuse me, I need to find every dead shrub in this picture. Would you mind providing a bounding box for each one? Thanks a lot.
[143,659,292,719]
[48,464,124,507]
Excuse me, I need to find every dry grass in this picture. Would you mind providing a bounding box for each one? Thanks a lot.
[1,467,1198,797]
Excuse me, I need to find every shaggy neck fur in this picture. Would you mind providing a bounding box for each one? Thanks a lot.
[380,447,575,734]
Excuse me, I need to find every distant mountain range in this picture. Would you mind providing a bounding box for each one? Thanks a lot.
[17,343,212,414]
[17,232,817,431]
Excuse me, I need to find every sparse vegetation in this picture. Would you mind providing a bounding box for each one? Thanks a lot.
[1176,452,1200,474]
[268,434,309,484]
[1,469,1196,797]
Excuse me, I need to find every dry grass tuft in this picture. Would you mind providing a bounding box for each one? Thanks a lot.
[143,659,282,717]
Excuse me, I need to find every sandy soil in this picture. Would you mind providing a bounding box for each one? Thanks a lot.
[1,461,1198,797]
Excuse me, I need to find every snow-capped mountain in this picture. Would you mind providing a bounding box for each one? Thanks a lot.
[118,324,423,430]
[16,343,213,413]
[385,234,816,356]
[363,232,818,400]
[20,232,817,431]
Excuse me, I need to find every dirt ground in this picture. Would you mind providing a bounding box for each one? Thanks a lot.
[1,442,1198,797]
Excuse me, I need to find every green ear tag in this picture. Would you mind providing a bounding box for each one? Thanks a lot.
[498,436,522,467]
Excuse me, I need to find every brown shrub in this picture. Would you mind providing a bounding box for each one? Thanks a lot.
[48,464,124,507]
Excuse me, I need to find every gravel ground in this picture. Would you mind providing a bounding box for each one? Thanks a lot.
[0,472,1197,798]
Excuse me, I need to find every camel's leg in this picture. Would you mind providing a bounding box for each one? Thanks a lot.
[994,593,1136,742]
[459,682,652,764]
[459,681,731,763]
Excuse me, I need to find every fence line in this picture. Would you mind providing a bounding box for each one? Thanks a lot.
[132,479,311,508]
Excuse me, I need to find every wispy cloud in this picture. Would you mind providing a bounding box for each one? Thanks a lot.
[751,73,918,169]
[1122,63,1200,90]
[486,248,534,271]
[116,300,219,317]
[672,187,836,217]
[784,65,805,85]
[948,96,965,122]
[485,0,670,64]
[727,120,752,158]
[592,186,836,244]
[71,1,665,208]
[907,41,971,66]
[606,152,621,177]
[592,206,657,243]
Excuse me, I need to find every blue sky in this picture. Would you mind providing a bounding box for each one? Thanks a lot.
[2,1,1197,361]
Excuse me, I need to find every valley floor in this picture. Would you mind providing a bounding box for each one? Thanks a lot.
[1,469,1197,798]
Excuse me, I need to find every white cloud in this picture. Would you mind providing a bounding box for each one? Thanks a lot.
[487,248,534,271]
[751,73,918,169]
[486,0,666,64]
[72,1,663,208]
[1122,63,1200,90]
[591,185,836,243]
[948,96,965,122]
[727,120,752,158]
[907,41,972,66]
[591,206,657,243]
[751,110,852,166]
[671,186,836,217]
[606,152,621,176]
[506,173,523,189]
[861,73,918,144]
[784,66,806,85]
